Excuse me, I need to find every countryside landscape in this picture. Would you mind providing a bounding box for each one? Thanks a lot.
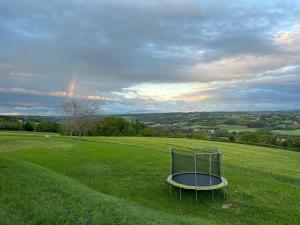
[1,1,300,225]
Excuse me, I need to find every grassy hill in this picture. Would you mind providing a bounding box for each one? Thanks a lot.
[0,132,299,225]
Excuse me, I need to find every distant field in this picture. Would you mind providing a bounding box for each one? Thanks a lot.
[0,132,299,225]
[217,125,300,137]
[217,125,258,132]
[272,129,300,136]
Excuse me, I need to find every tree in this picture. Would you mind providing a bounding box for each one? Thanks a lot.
[141,127,153,136]
[24,122,34,131]
[88,116,151,137]
[58,99,101,138]
[224,119,239,125]
[239,132,259,143]
[228,135,236,142]
[36,121,61,132]
[247,121,266,128]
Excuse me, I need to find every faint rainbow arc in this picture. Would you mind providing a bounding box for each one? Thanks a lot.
[66,75,76,98]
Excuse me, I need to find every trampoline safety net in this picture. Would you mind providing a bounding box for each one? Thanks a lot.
[170,147,223,186]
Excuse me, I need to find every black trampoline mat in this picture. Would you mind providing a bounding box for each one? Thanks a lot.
[172,172,222,187]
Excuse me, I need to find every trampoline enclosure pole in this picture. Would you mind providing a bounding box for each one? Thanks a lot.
[168,148,172,194]
[220,152,223,178]
[180,188,182,199]
[209,154,212,185]
[194,151,197,202]
[169,148,172,176]
[221,152,226,199]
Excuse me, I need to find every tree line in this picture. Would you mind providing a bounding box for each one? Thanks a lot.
[0,116,61,133]
[1,100,299,151]
[58,100,154,137]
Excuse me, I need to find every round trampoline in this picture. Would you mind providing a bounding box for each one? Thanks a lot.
[167,147,228,201]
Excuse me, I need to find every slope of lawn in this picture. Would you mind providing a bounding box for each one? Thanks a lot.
[0,132,299,225]
[0,157,207,225]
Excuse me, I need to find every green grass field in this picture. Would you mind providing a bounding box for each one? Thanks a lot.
[272,129,300,136]
[218,125,300,136]
[0,132,299,225]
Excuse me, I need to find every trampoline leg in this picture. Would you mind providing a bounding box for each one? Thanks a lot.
[195,190,198,202]
[212,190,214,202]
[179,188,182,200]
[223,187,226,200]
[169,184,171,194]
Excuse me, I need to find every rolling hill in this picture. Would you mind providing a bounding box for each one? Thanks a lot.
[0,132,299,225]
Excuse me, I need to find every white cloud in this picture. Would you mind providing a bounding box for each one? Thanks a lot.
[273,24,300,51]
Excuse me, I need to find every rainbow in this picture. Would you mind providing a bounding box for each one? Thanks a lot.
[66,75,76,98]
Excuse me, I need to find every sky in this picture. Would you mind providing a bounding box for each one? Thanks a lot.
[0,0,300,115]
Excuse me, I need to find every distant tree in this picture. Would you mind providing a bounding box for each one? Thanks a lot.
[141,127,153,136]
[126,124,135,136]
[192,131,209,140]
[132,119,146,135]
[58,99,101,138]
[247,121,266,128]
[239,132,259,143]
[0,121,18,130]
[89,116,150,136]
[24,122,34,131]
[103,116,128,135]
[36,121,61,133]
[228,135,236,142]
[224,119,239,125]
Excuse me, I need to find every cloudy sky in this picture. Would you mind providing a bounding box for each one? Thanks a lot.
[1,0,300,115]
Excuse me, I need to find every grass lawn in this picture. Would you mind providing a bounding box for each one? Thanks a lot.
[0,132,299,225]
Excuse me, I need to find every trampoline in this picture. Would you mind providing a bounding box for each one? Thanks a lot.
[167,147,228,201]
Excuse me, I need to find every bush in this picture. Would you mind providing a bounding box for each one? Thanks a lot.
[24,122,34,131]
[224,119,239,125]
[89,116,149,137]
[36,121,61,132]
[247,121,266,128]
[239,132,259,143]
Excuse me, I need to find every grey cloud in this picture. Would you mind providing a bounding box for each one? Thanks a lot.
[0,0,300,113]
[1,1,299,84]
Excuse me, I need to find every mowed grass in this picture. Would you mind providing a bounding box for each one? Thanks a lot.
[0,133,299,225]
